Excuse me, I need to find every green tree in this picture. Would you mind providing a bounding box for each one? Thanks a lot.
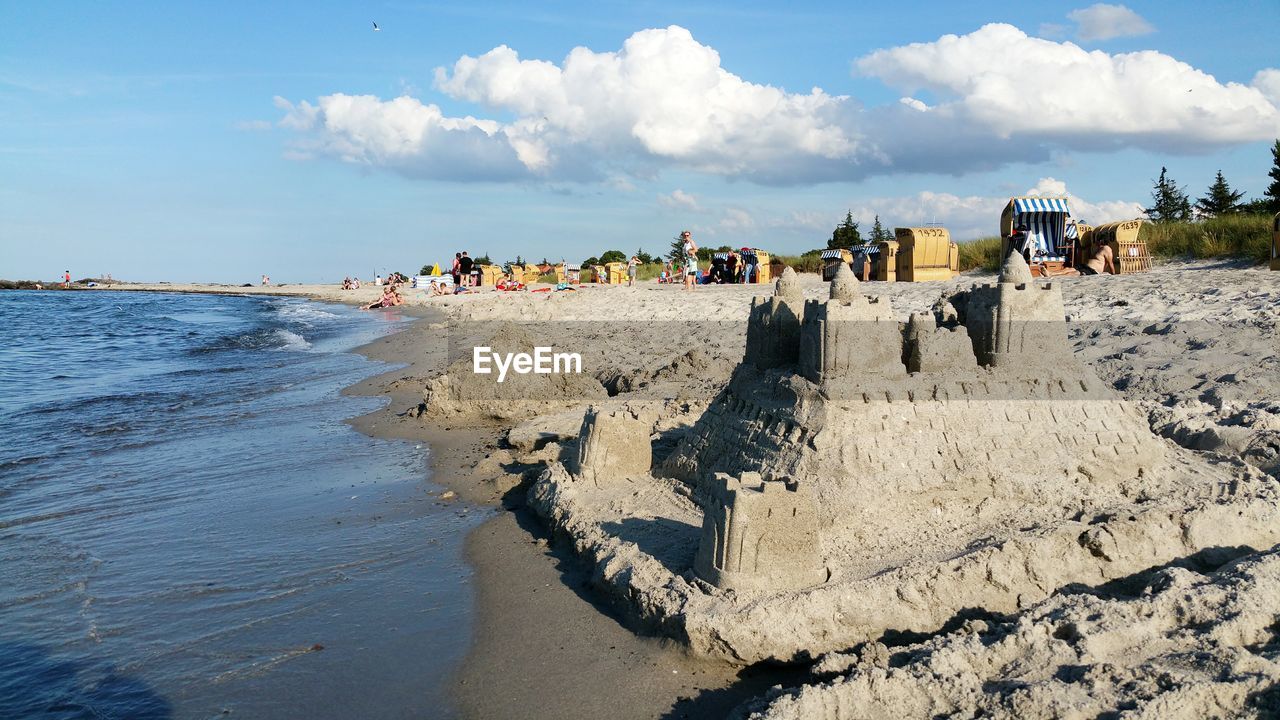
[1195,170,1245,217]
[634,248,654,264]
[828,210,862,249]
[599,249,626,264]
[582,256,600,266]
[475,254,492,265]
[869,214,892,243]
[419,264,432,275]
[1146,167,1192,222]
[1264,139,1280,214]
[1239,197,1273,215]
[514,254,525,266]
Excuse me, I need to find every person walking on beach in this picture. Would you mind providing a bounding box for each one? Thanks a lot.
[681,231,699,291]
[627,255,640,287]
[63,270,71,287]
[261,274,270,286]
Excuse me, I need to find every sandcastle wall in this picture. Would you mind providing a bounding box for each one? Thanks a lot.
[662,256,1164,526]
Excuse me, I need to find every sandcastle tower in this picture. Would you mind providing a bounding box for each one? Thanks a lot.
[745,267,804,370]
[798,263,902,383]
[905,312,977,373]
[964,251,1070,369]
[694,472,824,594]
[575,404,656,485]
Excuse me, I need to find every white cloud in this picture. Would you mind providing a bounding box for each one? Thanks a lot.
[1067,4,1154,42]
[273,94,527,180]
[1021,177,1146,225]
[277,24,1280,185]
[1253,68,1280,106]
[855,22,1280,170]
[846,178,1143,240]
[432,26,861,183]
[718,207,756,232]
[658,189,701,211]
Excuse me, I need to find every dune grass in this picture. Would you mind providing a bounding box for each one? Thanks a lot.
[1141,214,1272,264]
[771,253,825,274]
[957,237,1004,272]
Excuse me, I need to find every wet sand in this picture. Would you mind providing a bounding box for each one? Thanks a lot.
[342,309,797,720]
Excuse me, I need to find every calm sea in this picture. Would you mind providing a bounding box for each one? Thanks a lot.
[0,290,484,719]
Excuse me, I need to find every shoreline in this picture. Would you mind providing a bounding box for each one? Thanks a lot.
[47,264,1280,717]
[341,308,794,719]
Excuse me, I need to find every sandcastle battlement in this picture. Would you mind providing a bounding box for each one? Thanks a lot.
[665,248,1165,524]
[747,249,1078,385]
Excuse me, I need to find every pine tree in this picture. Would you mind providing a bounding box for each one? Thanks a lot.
[1195,170,1245,217]
[828,210,862,249]
[1145,167,1192,222]
[869,215,891,243]
[1264,139,1280,214]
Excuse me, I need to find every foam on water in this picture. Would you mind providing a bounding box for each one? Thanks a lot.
[0,290,482,719]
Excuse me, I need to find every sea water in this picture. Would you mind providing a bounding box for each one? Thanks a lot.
[0,290,484,719]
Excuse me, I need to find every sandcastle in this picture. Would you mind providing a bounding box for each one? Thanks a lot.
[693,472,824,594]
[664,258,1163,524]
[529,261,1280,663]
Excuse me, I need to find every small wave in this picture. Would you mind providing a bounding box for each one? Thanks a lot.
[195,327,312,353]
[273,304,338,326]
[272,329,311,351]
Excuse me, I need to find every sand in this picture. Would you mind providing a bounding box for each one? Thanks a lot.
[93,261,1280,717]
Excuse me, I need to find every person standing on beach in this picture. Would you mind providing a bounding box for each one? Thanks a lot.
[627,255,640,287]
[63,270,71,287]
[681,231,698,291]
[459,252,474,287]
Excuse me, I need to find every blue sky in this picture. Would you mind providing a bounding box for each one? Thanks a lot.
[3,1,1278,283]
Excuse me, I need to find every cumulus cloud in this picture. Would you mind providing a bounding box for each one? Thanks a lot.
[272,94,527,181]
[855,22,1280,171]
[1253,69,1280,106]
[277,24,1280,185]
[658,189,702,211]
[432,27,861,183]
[1067,3,1154,42]
[845,178,1143,239]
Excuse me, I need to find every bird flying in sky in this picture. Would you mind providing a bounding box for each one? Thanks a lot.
[372,21,380,31]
